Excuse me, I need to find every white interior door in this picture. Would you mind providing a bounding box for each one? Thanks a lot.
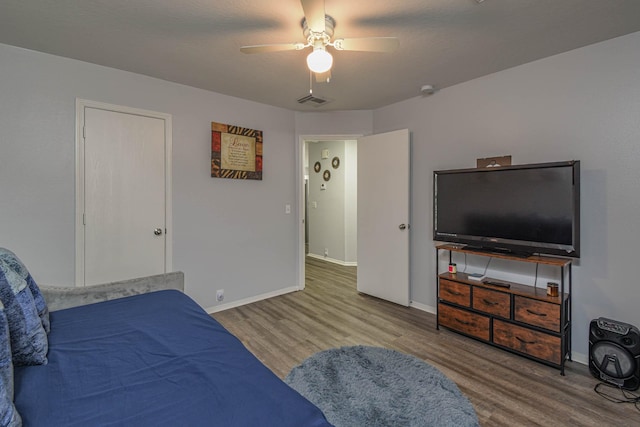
[357,129,410,306]
[81,104,169,286]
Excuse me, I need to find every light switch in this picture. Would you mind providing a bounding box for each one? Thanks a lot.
[285,204,291,214]
[311,201,317,208]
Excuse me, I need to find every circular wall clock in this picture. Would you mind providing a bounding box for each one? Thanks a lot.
[332,156,340,169]
[314,161,321,173]
[323,170,331,181]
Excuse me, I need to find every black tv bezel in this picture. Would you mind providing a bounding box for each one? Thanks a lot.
[433,160,580,258]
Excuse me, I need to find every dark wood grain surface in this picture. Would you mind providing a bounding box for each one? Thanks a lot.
[473,287,511,319]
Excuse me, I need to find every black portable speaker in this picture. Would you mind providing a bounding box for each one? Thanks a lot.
[589,317,640,390]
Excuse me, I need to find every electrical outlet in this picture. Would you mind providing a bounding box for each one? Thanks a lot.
[324,248,328,257]
[216,289,224,302]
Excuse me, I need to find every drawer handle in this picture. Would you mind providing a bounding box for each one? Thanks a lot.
[447,290,463,296]
[516,336,537,345]
[482,298,499,306]
[455,318,470,326]
[526,309,547,317]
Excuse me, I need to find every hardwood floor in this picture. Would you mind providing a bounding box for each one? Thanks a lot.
[212,257,640,426]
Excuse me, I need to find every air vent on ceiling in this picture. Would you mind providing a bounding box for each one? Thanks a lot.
[297,94,331,106]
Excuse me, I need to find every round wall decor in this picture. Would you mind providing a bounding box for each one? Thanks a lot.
[323,170,331,182]
[314,161,321,173]
[332,156,340,169]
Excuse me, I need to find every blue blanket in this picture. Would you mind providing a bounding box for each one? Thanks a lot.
[14,290,331,426]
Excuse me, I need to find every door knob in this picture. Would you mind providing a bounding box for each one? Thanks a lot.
[154,228,163,236]
[399,224,407,230]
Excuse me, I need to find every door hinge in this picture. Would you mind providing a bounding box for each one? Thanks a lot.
[82,126,86,139]
[82,213,86,225]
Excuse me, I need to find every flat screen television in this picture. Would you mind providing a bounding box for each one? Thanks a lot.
[433,160,580,257]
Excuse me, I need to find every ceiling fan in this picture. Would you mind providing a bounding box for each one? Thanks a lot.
[240,0,399,82]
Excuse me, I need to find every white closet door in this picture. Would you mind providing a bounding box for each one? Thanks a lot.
[83,106,167,285]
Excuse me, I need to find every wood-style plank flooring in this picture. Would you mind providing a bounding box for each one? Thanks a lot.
[213,257,640,426]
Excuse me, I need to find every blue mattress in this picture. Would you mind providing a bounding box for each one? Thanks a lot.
[14,290,331,426]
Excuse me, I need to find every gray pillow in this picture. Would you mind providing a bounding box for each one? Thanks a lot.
[0,300,22,426]
[0,260,48,366]
[0,248,49,333]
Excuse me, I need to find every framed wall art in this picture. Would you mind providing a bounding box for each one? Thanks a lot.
[211,121,263,180]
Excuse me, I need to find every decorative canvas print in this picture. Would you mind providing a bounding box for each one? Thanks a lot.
[211,122,263,180]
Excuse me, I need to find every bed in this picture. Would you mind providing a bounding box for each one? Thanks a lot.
[6,270,331,426]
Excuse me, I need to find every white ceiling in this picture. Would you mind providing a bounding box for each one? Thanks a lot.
[1,0,639,111]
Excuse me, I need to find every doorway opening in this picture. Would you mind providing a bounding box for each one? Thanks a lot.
[298,129,411,306]
[297,135,360,289]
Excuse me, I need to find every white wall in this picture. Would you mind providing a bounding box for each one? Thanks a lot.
[307,141,346,260]
[295,111,373,137]
[344,140,358,264]
[373,31,640,361]
[0,43,298,309]
[306,140,357,264]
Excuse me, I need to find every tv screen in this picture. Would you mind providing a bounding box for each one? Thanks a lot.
[433,161,580,257]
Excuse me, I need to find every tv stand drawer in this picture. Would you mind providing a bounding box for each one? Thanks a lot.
[439,279,471,307]
[472,287,510,318]
[438,303,490,341]
[514,296,560,332]
[493,319,561,364]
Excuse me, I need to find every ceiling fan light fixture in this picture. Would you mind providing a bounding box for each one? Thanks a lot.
[306,48,333,73]
[241,1,398,79]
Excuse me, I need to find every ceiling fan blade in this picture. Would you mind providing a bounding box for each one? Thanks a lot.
[240,43,305,54]
[315,70,331,83]
[333,37,399,53]
[301,0,326,33]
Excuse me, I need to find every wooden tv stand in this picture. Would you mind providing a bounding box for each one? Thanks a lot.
[435,244,572,374]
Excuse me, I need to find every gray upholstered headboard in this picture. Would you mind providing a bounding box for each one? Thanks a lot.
[41,271,184,311]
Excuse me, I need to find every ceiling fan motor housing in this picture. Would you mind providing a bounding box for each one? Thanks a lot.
[302,15,335,42]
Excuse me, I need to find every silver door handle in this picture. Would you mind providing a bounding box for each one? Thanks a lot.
[399,224,407,230]
[154,228,163,236]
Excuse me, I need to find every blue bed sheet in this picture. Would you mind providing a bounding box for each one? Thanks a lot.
[14,290,331,426]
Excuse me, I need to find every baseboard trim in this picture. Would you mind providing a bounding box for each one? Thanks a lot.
[409,300,436,314]
[306,253,357,267]
[206,286,300,314]
[571,351,588,366]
